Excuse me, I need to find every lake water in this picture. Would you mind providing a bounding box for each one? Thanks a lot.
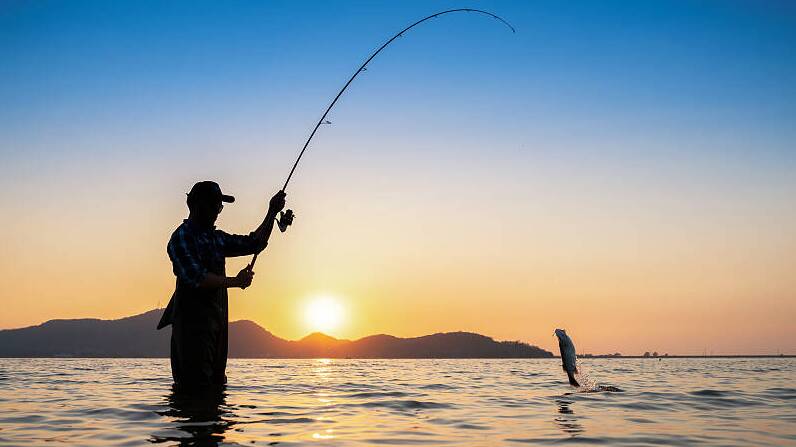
[0,358,794,446]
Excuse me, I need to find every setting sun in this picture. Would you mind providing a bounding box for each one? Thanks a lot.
[304,296,344,334]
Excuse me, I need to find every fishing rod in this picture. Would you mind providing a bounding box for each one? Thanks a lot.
[249,8,515,270]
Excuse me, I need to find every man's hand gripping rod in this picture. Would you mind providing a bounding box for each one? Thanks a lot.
[248,203,294,271]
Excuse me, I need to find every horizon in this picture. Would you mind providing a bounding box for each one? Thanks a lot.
[1,307,792,358]
[1,1,795,356]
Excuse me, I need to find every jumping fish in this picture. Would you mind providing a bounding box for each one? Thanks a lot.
[554,329,580,387]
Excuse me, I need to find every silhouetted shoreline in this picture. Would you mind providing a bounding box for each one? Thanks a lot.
[0,309,553,358]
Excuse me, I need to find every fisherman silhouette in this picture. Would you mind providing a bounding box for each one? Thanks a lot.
[157,181,288,389]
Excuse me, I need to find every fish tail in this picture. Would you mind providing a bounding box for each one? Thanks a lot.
[567,372,580,387]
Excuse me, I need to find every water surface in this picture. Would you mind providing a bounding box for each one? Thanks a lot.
[0,358,794,446]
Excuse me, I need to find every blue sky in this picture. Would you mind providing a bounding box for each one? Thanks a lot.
[3,1,794,161]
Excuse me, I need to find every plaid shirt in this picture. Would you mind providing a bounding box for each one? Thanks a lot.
[167,219,264,288]
[157,219,265,331]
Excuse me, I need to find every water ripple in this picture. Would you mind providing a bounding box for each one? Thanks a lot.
[0,358,794,446]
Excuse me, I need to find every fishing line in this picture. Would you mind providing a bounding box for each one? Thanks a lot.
[250,8,515,269]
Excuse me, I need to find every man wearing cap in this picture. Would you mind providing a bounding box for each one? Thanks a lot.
[158,181,288,389]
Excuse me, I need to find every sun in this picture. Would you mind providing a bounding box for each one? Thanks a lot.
[304,296,344,334]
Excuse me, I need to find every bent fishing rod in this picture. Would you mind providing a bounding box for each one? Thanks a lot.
[249,8,515,269]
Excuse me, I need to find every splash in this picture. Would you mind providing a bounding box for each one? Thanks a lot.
[573,369,623,393]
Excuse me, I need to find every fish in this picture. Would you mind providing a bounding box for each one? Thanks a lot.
[554,329,580,387]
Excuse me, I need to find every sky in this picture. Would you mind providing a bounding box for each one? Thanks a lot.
[1,0,794,355]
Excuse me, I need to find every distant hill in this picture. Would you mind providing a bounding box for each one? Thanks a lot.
[0,310,553,358]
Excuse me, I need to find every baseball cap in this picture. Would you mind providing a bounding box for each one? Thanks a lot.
[187,181,235,204]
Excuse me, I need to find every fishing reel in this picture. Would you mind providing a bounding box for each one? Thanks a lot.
[277,209,295,232]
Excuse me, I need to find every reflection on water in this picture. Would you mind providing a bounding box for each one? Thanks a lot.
[0,358,794,446]
[554,398,584,436]
[151,386,232,446]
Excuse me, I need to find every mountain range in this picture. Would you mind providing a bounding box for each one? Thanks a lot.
[0,310,553,358]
